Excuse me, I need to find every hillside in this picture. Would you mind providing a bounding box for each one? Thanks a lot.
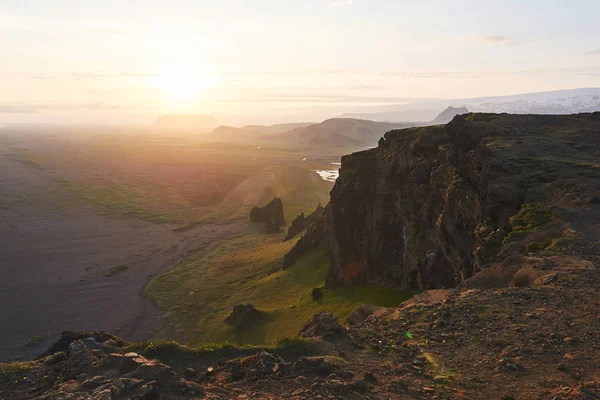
[242,122,315,135]
[269,118,414,148]
[3,113,600,399]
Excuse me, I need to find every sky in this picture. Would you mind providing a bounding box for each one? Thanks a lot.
[1,0,600,125]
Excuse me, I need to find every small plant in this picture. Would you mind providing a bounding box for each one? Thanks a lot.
[546,237,573,250]
[105,264,129,277]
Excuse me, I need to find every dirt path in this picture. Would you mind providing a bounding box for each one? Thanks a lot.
[0,147,239,361]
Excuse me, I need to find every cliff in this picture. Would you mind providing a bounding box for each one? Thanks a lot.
[287,113,600,290]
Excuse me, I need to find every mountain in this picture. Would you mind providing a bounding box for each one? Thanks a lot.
[340,108,439,123]
[154,114,220,132]
[242,122,315,135]
[268,118,414,148]
[429,106,469,124]
[340,88,600,122]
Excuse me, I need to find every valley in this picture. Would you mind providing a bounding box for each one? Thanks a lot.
[0,125,411,362]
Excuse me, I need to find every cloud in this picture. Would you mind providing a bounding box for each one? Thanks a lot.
[349,83,380,90]
[328,0,353,7]
[586,49,600,56]
[377,71,478,78]
[476,35,518,46]
[30,74,54,80]
[70,72,156,80]
[0,103,123,114]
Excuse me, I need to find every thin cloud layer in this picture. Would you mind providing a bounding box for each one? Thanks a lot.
[476,35,518,46]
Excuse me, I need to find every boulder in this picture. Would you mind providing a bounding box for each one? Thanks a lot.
[299,312,347,341]
[66,340,97,379]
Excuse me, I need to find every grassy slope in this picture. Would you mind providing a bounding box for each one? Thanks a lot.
[146,237,416,346]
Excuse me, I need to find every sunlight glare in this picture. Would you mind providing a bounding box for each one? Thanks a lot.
[152,63,218,101]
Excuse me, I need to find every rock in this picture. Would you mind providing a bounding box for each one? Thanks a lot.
[364,372,377,382]
[346,304,383,325]
[250,197,285,233]
[184,367,196,378]
[351,379,369,392]
[224,304,264,330]
[285,204,325,241]
[311,287,325,301]
[44,351,67,367]
[316,361,334,376]
[299,312,348,341]
[131,380,159,400]
[40,331,126,359]
[123,359,175,385]
[66,340,97,379]
[118,352,146,375]
[81,375,110,390]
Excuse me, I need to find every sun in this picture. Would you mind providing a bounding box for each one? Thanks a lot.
[153,63,217,101]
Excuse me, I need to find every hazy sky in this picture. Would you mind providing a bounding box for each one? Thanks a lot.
[1,0,600,124]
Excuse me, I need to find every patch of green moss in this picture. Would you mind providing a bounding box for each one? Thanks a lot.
[504,203,553,248]
[105,264,129,277]
[502,230,529,246]
[510,203,552,232]
[526,242,545,253]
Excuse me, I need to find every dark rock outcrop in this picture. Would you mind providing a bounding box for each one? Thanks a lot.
[284,112,600,290]
[224,304,264,330]
[285,204,325,241]
[250,197,285,233]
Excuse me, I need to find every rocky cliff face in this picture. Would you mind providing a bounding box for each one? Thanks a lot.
[295,113,600,290]
[285,204,325,241]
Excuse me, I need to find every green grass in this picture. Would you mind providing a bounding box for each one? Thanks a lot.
[504,202,552,247]
[105,264,129,277]
[146,237,415,347]
[62,180,178,223]
[510,203,552,232]
[10,148,43,169]
[0,361,37,380]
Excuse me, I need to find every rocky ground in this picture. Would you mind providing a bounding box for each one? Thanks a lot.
[2,240,599,400]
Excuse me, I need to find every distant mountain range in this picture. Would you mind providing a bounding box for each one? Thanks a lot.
[154,88,600,148]
[263,118,414,148]
[341,88,600,122]
[159,108,468,148]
